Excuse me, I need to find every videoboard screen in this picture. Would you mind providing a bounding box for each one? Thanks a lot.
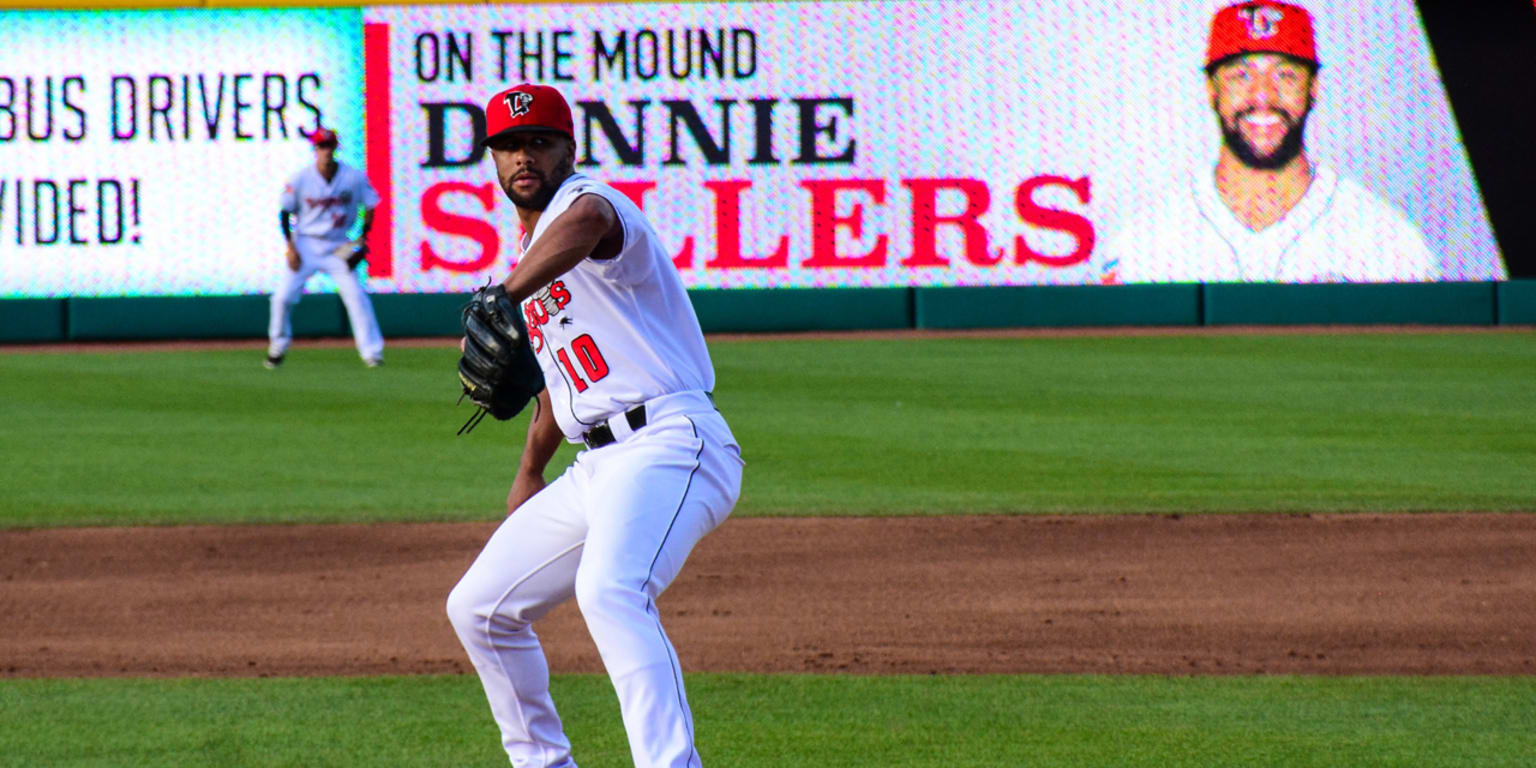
[0,8,364,298]
[0,1,1509,297]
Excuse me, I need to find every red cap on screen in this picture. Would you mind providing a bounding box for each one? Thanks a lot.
[1206,2,1318,69]
[309,128,339,147]
[482,84,574,146]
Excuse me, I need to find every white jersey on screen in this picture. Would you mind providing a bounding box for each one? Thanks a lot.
[279,162,380,241]
[1104,163,1437,283]
[518,172,716,442]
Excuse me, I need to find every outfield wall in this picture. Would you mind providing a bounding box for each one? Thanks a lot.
[2,281,1532,343]
[1,2,1530,342]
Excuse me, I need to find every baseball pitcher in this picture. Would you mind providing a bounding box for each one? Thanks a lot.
[446,84,745,768]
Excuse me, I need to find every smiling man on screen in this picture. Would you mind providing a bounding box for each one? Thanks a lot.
[1102,1,1437,283]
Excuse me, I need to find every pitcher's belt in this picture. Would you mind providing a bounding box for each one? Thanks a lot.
[581,390,715,449]
[582,405,646,448]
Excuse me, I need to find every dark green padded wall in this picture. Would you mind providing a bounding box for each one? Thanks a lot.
[1203,282,1496,325]
[1496,280,1536,325]
[67,295,344,340]
[2,281,1529,346]
[688,288,911,333]
[0,299,66,342]
[914,284,1202,329]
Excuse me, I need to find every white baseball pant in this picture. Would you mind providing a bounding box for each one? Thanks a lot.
[267,234,384,362]
[447,394,743,768]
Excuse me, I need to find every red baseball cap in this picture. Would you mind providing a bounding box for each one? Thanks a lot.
[482,84,574,147]
[1206,2,1318,70]
[309,127,339,147]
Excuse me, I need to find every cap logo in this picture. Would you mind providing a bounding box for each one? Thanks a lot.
[1239,5,1285,40]
[504,91,534,118]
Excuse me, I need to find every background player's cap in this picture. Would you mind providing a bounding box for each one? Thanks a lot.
[309,128,339,147]
[482,84,574,147]
[1206,1,1319,70]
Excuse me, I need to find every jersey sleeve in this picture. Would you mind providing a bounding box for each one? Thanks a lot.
[355,168,381,209]
[279,171,299,213]
[577,186,655,285]
[1348,182,1440,282]
[1384,214,1439,282]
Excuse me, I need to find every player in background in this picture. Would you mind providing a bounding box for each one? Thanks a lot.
[445,84,744,768]
[1100,1,1437,283]
[266,128,385,368]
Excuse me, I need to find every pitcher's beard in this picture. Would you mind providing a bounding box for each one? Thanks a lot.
[1221,106,1310,170]
[506,159,574,211]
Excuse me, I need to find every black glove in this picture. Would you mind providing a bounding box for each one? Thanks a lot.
[457,284,545,434]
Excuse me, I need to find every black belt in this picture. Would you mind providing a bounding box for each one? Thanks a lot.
[582,404,647,448]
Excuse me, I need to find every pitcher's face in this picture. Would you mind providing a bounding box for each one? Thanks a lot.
[487,131,575,212]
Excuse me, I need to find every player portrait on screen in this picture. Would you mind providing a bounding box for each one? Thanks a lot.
[1100,1,1438,284]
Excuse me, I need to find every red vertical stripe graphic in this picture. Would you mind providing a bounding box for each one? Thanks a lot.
[364,23,393,278]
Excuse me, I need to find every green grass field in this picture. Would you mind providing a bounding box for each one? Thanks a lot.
[0,332,1532,527]
[3,331,1534,766]
[3,674,1534,767]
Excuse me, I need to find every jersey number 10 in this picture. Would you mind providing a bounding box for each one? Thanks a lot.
[555,334,610,393]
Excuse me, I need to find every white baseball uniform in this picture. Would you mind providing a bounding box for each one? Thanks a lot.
[268,161,385,363]
[446,173,744,768]
[1102,163,1438,283]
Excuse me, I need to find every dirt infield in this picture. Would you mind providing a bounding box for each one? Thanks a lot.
[4,514,1533,679]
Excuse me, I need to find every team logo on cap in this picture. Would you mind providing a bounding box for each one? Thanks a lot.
[1238,5,1285,39]
[504,91,534,117]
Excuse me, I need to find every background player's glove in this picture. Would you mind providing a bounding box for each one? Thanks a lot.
[456,283,545,435]
[333,239,369,270]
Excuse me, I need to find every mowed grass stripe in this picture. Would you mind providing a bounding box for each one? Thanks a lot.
[0,332,1532,527]
[2,674,1533,767]
[725,332,1536,514]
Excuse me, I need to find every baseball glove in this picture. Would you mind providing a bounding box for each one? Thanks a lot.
[456,283,545,434]
[333,239,369,270]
